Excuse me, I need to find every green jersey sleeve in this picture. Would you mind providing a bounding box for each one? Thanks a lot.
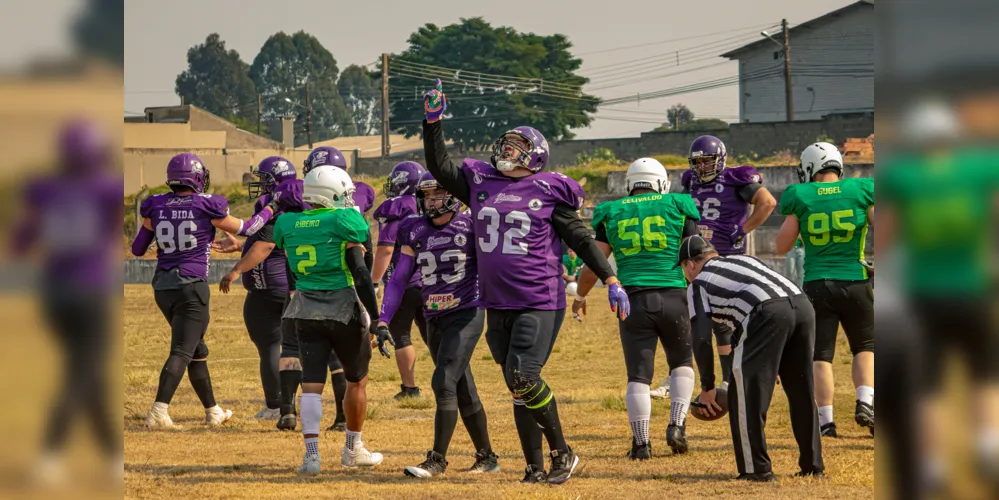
[859,177,875,208]
[591,202,610,233]
[779,184,799,217]
[675,194,701,221]
[272,213,288,249]
[332,208,370,243]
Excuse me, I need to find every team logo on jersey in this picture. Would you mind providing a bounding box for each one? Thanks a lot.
[413,240,423,250]
[427,294,460,311]
[715,183,725,193]
[454,233,467,246]
[752,174,761,183]
[533,179,552,195]
[427,235,453,249]
[410,231,417,240]
[473,172,483,185]
[477,191,488,203]
[529,198,543,211]
[165,197,191,206]
[494,193,523,203]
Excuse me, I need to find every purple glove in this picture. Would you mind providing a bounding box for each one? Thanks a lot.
[424,79,447,122]
[608,283,631,320]
[271,179,304,213]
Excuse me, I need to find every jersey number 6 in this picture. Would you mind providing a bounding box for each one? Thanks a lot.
[617,216,668,256]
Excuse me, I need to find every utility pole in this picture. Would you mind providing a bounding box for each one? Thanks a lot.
[305,84,313,149]
[381,53,390,157]
[256,94,262,135]
[782,18,794,122]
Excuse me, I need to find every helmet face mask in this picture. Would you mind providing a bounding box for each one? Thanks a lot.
[688,135,727,183]
[490,126,549,174]
[249,157,296,198]
[415,173,460,219]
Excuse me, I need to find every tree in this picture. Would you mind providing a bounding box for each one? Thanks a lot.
[74,0,123,67]
[175,34,257,121]
[227,115,270,137]
[387,18,598,149]
[666,104,695,129]
[250,31,355,145]
[338,65,379,136]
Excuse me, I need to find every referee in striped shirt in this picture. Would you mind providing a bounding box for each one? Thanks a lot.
[678,235,824,481]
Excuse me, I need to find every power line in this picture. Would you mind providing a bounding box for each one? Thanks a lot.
[575,22,778,56]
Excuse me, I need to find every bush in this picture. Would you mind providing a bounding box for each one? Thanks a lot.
[575,148,623,167]
[652,154,688,167]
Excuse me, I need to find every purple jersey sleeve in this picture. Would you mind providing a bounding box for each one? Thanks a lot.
[680,169,694,192]
[140,195,155,218]
[722,165,763,186]
[539,172,585,210]
[353,182,376,214]
[202,194,230,219]
[375,196,418,246]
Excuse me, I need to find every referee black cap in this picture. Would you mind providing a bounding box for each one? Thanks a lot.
[677,235,716,267]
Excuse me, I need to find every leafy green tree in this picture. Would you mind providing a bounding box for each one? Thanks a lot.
[338,65,380,136]
[175,34,257,120]
[387,18,597,149]
[250,31,355,145]
[666,103,695,129]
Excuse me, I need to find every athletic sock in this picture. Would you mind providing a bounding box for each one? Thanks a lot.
[856,386,874,406]
[300,393,322,436]
[331,371,347,420]
[304,437,319,458]
[625,382,651,444]
[461,408,492,453]
[154,355,187,404]
[669,367,695,426]
[279,369,302,415]
[512,399,545,468]
[719,353,733,384]
[818,405,834,427]
[432,407,459,457]
[345,430,362,451]
[518,378,567,452]
[187,360,216,408]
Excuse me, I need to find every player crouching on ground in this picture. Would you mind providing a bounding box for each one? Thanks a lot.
[372,171,500,478]
[573,158,701,459]
[272,166,392,473]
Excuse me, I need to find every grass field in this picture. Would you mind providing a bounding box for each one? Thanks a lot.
[123,284,874,499]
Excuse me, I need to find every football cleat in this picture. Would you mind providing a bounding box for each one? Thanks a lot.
[467,449,500,473]
[394,385,422,400]
[205,406,233,426]
[855,401,874,432]
[342,443,383,467]
[820,422,838,438]
[404,450,448,478]
[145,406,180,430]
[327,413,346,432]
[547,447,580,484]
[521,464,548,483]
[737,472,776,482]
[667,424,689,455]
[277,413,297,431]
[627,440,652,460]
[252,407,281,420]
[650,381,670,400]
[796,469,825,478]
[299,453,321,474]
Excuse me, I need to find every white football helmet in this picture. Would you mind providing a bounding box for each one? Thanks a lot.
[900,98,960,144]
[626,158,671,194]
[565,282,579,298]
[303,165,355,209]
[797,142,844,183]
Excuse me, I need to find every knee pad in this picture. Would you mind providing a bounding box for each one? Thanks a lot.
[391,328,412,349]
[299,393,322,435]
[191,342,209,362]
[328,354,343,373]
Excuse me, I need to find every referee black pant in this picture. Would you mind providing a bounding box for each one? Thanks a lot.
[729,294,824,476]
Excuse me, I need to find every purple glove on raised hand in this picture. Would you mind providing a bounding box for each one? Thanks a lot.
[424,78,447,122]
[608,283,631,321]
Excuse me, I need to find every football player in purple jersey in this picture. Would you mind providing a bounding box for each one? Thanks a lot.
[422,79,628,484]
[372,161,429,400]
[131,152,294,429]
[372,172,499,478]
[10,119,122,482]
[650,136,777,398]
[301,146,379,431]
[215,156,298,425]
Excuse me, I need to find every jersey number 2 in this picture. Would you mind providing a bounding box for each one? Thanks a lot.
[296,245,317,275]
[155,221,197,254]
[617,216,668,256]
[478,207,530,255]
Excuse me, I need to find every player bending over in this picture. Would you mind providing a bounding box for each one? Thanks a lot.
[422,79,628,484]
[273,165,389,473]
[776,143,875,438]
[133,153,288,429]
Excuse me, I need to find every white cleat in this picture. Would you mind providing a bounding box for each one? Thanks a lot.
[341,444,383,467]
[33,454,67,488]
[145,406,180,430]
[650,381,670,400]
[252,407,281,420]
[299,453,321,474]
[205,405,233,426]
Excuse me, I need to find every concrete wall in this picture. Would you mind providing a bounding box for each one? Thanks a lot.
[124,148,316,194]
[353,151,493,177]
[125,258,239,285]
[548,112,873,167]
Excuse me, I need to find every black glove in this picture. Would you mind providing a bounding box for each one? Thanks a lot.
[372,324,395,358]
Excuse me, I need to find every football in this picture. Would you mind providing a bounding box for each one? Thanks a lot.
[690,386,730,421]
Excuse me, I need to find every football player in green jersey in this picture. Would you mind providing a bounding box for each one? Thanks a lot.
[573,158,702,459]
[273,166,392,473]
[776,143,875,438]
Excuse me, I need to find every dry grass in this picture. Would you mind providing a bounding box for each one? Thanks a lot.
[124,285,873,499]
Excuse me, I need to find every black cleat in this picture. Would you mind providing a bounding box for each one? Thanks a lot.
[327,413,346,432]
[547,447,580,484]
[820,422,838,438]
[737,472,776,482]
[467,449,500,473]
[667,424,689,455]
[521,464,547,483]
[404,450,447,478]
[627,440,652,460]
[855,401,874,432]
[277,413,297,431]
[393,385,422,400]
[796,469,825,478]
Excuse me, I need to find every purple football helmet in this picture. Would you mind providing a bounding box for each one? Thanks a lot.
[59,119,109,175]
[384,161,426,197]
[304,146,348,174]
[415,171,461,219]
[249,156,297,198]
[688,135,727,183]
[490,126,550,173]
[167,153,210,193]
